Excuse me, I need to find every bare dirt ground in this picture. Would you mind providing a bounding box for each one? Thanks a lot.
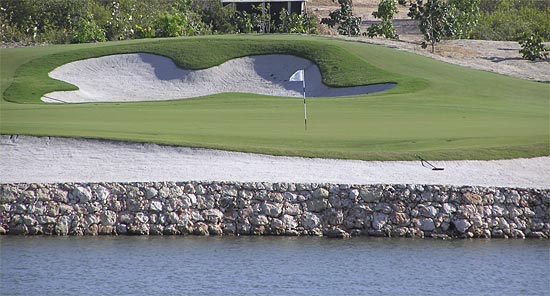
[309,0,550,82]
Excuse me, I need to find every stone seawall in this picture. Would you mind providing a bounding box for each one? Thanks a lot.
[1,182,548,239]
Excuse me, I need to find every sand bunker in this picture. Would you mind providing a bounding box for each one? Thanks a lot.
[1,135,548,188]
[41,53,396,103]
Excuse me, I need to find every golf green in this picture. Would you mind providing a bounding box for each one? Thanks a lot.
[1,35,548,160]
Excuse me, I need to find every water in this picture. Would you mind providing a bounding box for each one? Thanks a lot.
[1,236,548,296]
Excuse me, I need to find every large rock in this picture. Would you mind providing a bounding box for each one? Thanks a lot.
[149,199,163,212]
[203,209,224,224]
[306,198,329,212]
[302,213,321,229]
[419,218,435,231]
[312,188,329,199]
[372,213,388,230]
[418,205,438,218]
[72,186,92,203]
[453,219,471,233]
[360,189,382,202]
[261,202,282,218]
[326,228,350,239]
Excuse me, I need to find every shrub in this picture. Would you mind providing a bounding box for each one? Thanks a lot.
[72,15,106,43]
[518,31,550,61]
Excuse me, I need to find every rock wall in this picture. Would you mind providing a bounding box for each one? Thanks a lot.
[1,182,548,239]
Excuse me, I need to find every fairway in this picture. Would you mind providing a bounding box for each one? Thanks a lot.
[1,35,548,160]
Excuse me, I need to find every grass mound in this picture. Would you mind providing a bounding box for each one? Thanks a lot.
[1,35,548,160]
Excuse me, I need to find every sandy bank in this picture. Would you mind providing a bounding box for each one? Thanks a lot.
[1,135,548,188]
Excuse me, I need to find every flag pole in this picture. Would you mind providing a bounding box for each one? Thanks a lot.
[303,77,307,131]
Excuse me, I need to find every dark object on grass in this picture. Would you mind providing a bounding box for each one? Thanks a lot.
[416,155,444,171]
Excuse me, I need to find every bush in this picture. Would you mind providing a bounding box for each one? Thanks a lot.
[72,16,106,43]
[472,0,550,41]
[518,32,550,61]
[278,8,317,34]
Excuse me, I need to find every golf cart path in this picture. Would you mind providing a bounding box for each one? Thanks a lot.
[1,135,548,188]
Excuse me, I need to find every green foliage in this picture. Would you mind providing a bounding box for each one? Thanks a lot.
[278,8,318,34]
[518,31,550,61]
[321,0,361,36]
[367,0,399,39]
[193,0,237,33]
[472,0,550,41]
[448,0,480,39]
[72,14,106,43]
[155,10,208,37]
[407,0,456,52]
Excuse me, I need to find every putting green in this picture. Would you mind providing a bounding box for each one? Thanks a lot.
[1,35,548,160]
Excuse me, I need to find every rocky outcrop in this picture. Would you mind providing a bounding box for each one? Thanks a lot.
[0,182,548,239]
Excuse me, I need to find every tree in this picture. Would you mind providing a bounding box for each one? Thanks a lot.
[407,0,456,52]
[321,0,361,36]
[448,0,480,39]
[367,0,399,39]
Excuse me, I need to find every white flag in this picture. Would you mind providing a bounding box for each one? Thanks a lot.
[289,70,304,82]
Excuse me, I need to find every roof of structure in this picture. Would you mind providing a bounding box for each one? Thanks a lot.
[222,0,306,3]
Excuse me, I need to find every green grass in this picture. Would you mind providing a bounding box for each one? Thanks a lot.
[1,35,548,160]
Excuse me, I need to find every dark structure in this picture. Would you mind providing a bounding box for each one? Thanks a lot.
[222,0,307,17]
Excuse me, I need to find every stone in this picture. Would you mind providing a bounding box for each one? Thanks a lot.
[149,224,164,235]
[391,212,410,226]
[374,203,392,214]
[261,202,282,218]
[128,224,149,235]
[306,198,329,212]
[203,209,224,224]
[149,200,163,212]
[453,219,471,233]
[250,215,269,226]
[145,187,158,199]
[312,188,329,199]
[360,189,381,202]
[326,228,350,239]
[98,225,115,235]
[55,217,70,235]
[283,192,297,202]
[348,189,359,199]
[271,219,285,231]
[419,218,435,231]
[119,213,133,225]
[134,212,149,224]
[511,229,525,239]
[116,224,128,235]
[95,186,110,202]
[282,215,298,229]
[325,209,344,225]
[284,203,302,216]
[302,212,321,229]
[193,222,209,235]
[372,213,388,230]
[208,225,223,235]
[418,205,438,218]
[463,192,482,205]
[72,186,92,203]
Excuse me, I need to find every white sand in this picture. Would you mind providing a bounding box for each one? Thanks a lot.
[1,135,548,188]
[41,53,396,103]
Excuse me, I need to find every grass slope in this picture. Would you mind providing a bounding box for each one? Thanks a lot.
[1,35,548,160]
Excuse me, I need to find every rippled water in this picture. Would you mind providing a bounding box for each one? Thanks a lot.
[1,236,548,296]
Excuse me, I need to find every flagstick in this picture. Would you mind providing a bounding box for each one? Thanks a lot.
[303,80,307,131]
